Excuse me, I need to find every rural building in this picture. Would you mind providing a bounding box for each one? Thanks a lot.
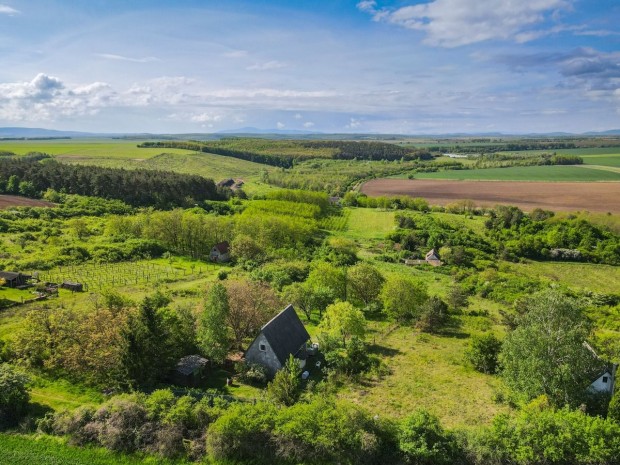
[172,355,209,387]
[584,342,617,395]
[0,271,30,288]
[210,241,230,263]
[245,304,311,378]
[403,249,443,267]
[217,178,235,188]
[425,249,442,266]
[60,281,84,292]
[587,363,618,396]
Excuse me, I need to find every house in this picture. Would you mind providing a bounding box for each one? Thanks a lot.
[217,178,235,188]
[245,304,311,378]
[209,241,230,263]
[584,342,617,396]
[0,271,30,288]
[172,355,209,387]
[425,249,442,266]
[403,249,443,267]
[588,363,618,396]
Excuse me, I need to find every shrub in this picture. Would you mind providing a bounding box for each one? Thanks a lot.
[0,363,30,429]
[237,362,268,385]
[466,333,502,374]
[397,410,459,465]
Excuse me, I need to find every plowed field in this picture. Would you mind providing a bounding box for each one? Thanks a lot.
[0,195,54,209]
[361,179,620,213]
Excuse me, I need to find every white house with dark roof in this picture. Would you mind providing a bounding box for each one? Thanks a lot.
[244,304,311,379]
[209,241,230,263]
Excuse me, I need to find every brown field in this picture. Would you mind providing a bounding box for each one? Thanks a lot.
[361,179,620,213]
[0,195,54,209]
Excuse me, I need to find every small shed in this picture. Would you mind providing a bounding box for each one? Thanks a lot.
[210,241,230,263]
[172,355,209,387]
[245,304,311,379]
[217,178,235,188]
[0,271,30,288]
[61,281,83,292]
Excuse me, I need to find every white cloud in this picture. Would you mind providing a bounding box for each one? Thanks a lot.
[190,113,222,123]
[345,118,362,129]
[223,50,248,58]
[246,60,287,71]
[294,113,303,119]
[358,0,572,47]
[0,4,19,15]
[276,122,285,129]
[303,121,315,128]
[96,53,160,63]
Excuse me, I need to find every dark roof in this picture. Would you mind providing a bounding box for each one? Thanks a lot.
[260,304,310,366]
[0,271,21,280]
[176,355,208,376]
[426,249,440,260]
[212,241,230,254]
[217,178,235,187]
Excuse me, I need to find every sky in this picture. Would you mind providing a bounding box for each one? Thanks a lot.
[0,0,618,134]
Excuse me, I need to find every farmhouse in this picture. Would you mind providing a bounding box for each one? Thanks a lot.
[403,249,443,267]
[588,363,618,396]
[0,271,30,288]
[210,241,230,263]
[172,355,209,387]
[245,304,311,378]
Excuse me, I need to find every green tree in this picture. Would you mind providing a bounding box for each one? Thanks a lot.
[318,301,366,347]
[0,363,30,428]
[500,290,597,407]
[347,262,385,307]
[197,283,230,364]
[466,333,502,374]
[609,391,620,423]
[417,296,449,333]
[267,355,302,406]
[306,261,347,302]
[381,276,429,323]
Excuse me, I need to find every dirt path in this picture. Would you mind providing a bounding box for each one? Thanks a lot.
[360,179,620,213]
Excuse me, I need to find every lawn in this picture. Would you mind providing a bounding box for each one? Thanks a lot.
[411,165,620,181]
[340,207,396,240]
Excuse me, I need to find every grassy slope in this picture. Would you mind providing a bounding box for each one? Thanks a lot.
[0,434,189,465]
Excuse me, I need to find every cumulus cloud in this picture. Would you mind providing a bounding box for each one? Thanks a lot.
[276,122,285,129]
[0,74,115,122]
[0,4,19,15]
[303,121,315,128]
[358,0,572,47]
[96,53,160,63]
[345,117,362,129]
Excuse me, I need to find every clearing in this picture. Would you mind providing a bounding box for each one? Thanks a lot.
[0,195,54,209]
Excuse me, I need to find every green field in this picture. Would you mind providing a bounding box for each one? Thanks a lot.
[411,165,620,181]
[0,434,189,465]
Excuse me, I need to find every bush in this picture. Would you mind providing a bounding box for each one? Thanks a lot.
[237,362,268,385]
[0,363,30,429]
[465,333,501,374]
[397,410,459,465]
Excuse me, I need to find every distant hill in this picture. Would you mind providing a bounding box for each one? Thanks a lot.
[216,127,321,135]
[0,127,98,138]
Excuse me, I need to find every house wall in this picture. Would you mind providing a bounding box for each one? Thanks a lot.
[245,333,282,378]
[589,371,614,394]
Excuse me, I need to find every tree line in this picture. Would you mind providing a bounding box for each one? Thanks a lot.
[0,157,228,208]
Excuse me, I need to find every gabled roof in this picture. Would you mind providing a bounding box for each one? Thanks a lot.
[212,241,230,254]
[426,249,440,261]
[260,304,310,365]
[0,271,21,280]
[176,355,208,376]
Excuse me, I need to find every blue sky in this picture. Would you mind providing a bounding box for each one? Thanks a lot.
[0,0,618,134]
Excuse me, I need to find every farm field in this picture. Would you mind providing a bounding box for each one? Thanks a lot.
[409,165,620,181]
[361,178,620,212]
[0,194,54,209]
